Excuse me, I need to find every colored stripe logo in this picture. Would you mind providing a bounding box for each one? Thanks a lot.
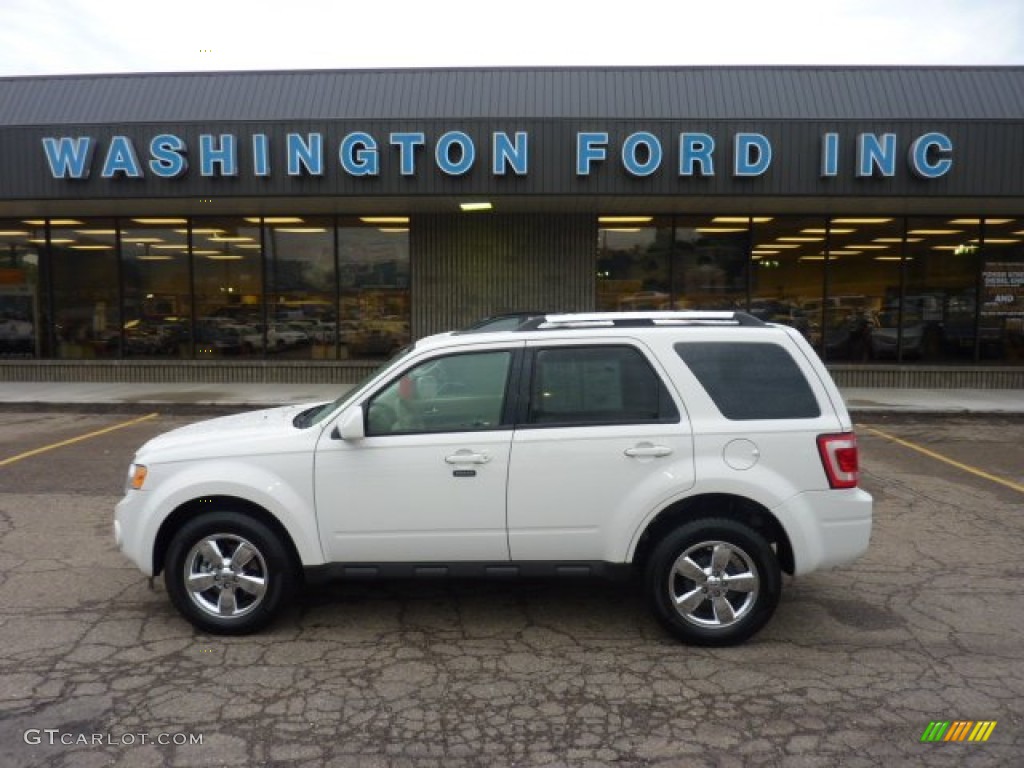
[921,721,997,742]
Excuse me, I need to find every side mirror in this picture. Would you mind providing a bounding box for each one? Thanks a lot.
[336,406,366,440]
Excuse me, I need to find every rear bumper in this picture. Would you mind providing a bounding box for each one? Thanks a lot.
[773,488,873,575]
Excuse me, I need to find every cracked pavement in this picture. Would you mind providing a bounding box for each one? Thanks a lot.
[0,411,1021,766]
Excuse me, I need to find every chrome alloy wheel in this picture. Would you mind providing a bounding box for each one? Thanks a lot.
[184,534,268,620]
[667,540,760,629]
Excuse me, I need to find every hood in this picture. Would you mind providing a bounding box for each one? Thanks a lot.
[135,402,325,464]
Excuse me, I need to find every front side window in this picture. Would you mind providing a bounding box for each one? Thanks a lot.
[526,345,678,426]
[366,350,512,435]
[675,342,820,420]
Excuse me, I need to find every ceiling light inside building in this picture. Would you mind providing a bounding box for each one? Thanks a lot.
[460,202,493,212]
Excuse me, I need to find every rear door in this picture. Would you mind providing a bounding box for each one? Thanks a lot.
[506,340,695,562]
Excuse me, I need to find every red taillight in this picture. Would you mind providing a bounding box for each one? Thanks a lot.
[817,433,860,489]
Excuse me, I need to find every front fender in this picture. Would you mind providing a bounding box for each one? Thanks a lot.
[139,455,324,572]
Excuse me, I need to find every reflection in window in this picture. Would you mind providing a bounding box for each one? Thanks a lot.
[121,218,191,358]
[979,218,1024,362]
[263,217,333,359]
[192,218,263,358]
[596,218,671,311]
[673,216,749,310]
[749,216,822,343]
[826,218,903,362]
[902,217,980,362]
[50,218,119,359]
[339,218,411,360]
[0,220,41,358]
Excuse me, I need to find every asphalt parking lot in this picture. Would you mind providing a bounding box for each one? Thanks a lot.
[0,408,1021,767]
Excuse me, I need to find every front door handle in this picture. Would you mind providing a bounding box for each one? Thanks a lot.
[445,450,492,465]
[624,443,673,458]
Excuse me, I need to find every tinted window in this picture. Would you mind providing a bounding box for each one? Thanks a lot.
[366,350,512,434]
[527,346,678,426]
[674,342,821,420]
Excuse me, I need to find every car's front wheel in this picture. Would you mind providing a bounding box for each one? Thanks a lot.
[164,511,296,635]
[646,518,781,646]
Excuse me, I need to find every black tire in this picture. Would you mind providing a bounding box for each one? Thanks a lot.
[164,511,296,635]
[646,518,781,646]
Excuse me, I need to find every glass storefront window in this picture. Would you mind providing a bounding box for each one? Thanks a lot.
[338,218,410,360]
[672,216,749,311]
[50,218,119,359]
[192,218,263,359]
[121,218,191,357]
[0,220,40,358]
[749,216,823,343]
[903,217,981,362]
[596,218,671,311]
[979,218,1024,363]
[825,218,903,362]
[262,216,335,359]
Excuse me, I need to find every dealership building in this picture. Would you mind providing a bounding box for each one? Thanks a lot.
[0,66,1022,387]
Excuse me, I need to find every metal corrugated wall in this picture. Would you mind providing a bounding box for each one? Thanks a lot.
[411,214,595,337]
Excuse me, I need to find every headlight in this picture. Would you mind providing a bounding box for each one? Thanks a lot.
[127,463,148,491]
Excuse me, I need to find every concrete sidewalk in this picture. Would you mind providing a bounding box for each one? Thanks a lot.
[0,382,1022,414]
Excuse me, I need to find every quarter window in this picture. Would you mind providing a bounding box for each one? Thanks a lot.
[674,342,821,420]
[526,345,678,426]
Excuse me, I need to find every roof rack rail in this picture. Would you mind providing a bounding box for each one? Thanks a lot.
[520,311,765,330]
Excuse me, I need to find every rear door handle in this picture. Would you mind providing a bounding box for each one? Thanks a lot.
[624,443,673,458]
[445,450,492,465]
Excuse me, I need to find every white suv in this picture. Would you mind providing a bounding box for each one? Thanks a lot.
[115,311,872,646]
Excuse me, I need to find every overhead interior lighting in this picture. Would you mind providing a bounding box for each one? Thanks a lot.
[70,245,114,250]
[178,228,224,235]
[123,237,165,244]
[0,230,29,237]
[948,218,1013,225]
[696,227,747,233]
[799,255,827,261]
[845,244,888,250]
[378,228,410,234]
[779,236,824,242]
[759,243,801,249]
[208,235,254,242]
[459,202,493,212]
[245,217,306,224]
[360,216,410,224]
[192,249,222,256]
[273,227,327,233]
[828,250,862,256]
[908,229,962,236]
[151,243,189,250]
[831,218,893,224]
[136,254,174,261]
[31,238,74,244]
[599,216,653,224]
[22,219,83,226]
[205,254,244,260]
[874,237,923,243]
[802,228,855,235]
[751,250,780,255]
[131,218,188,225]
[873,256,904,261]
[979,238,1021,244]
[603,228,642,233]
[712,216,773,224]
[74,229,116,236]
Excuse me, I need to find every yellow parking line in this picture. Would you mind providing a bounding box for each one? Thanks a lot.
[862,425,1024,495]
[0,412,159,468]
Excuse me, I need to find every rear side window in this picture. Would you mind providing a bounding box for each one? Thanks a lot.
[526,345,678,426]
[674,342,821,420]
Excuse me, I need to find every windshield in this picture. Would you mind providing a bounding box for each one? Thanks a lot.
[292,345,416,429]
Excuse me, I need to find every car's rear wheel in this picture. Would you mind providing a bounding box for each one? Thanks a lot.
[164,511,295,635]
[646,518,780,646]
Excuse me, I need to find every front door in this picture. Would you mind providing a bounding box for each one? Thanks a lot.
[314,347,518,563]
